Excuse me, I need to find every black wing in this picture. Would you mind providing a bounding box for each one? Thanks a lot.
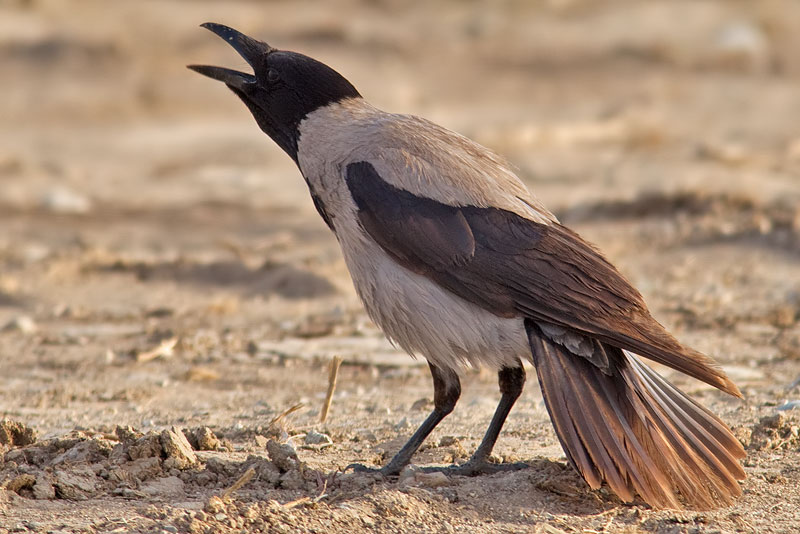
[345,161,740,397]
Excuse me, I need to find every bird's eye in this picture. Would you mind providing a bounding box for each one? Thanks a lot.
[267,68,280,82]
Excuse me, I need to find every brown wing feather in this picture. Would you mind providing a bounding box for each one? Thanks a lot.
[346,161,740,397]
[469,216,741,397]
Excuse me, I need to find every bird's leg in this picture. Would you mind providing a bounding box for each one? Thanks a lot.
[348,362,461,476]
[423,364,528,476]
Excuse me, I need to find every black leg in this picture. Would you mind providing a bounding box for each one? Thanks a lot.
[349,362,461,476]
[423,364,528,476]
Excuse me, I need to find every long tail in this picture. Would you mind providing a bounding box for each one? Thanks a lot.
[526,320,745,510]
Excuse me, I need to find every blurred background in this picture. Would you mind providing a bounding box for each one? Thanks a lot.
[3,0,800,424]
[1,1,800,530]
[2,0,800,434]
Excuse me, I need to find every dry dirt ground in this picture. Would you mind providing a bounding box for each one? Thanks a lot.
[2,1,800,533]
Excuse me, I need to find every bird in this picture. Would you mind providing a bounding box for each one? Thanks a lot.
[189,23,745,509]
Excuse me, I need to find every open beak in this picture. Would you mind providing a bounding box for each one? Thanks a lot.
[187,23,273,89]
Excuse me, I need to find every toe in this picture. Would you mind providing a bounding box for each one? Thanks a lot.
[346,462,378,473]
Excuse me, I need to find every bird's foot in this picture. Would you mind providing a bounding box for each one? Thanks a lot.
[421,459,529,477]
[344,462,402,477]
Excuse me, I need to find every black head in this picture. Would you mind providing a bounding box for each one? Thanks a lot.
[189,23,360,162]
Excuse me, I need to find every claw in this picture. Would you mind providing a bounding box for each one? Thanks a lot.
[345,462,382,475]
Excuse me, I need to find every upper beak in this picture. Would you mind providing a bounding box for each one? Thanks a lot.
[187,23,273,89]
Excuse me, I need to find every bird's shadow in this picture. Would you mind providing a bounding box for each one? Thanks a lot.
[330,457,629,519]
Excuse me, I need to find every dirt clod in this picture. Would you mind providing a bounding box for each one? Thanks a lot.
[5,474,35,494]
[51,438,110,465]
[278,469,306,490]
[205,495,226,514]
[266,440,300,473]
[185,427,221,451]
[749,413,800,450]
[54,467,98,500]
[242,456,281,487]
[32,474,55,500]
[0,420,37,448]
[140,475,185,499]
[160,427,197,469]
[127,433,162,461]
[110,456,162,484]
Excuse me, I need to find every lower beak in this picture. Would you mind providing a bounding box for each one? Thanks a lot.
[187,23,273,89]
[187,64,255,89]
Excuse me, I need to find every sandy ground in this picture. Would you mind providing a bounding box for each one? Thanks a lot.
[1,0,800,532]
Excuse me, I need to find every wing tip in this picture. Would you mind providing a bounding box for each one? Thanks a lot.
[721,378,743,399]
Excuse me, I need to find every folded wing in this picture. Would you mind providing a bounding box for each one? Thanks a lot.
[345,160,740,397]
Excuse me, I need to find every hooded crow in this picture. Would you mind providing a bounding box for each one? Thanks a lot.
[189,23,745,509]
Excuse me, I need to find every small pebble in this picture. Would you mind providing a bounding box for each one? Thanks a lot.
[40,187,91,214]
[394,417,412,431]
[266,439,299,472]
[1,316,37,334]
[398,464,419,485]
[438,436,460,447]
[304,430,333,446]
[410,398,431,411]
[713,21,769,67]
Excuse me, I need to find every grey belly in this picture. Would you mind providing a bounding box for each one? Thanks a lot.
[341,238,531,372]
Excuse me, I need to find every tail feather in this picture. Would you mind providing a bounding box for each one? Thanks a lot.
[629,357,745,482]
[527,321,745,509]
[618,359,743,507]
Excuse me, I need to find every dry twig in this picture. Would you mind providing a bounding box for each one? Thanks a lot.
[320,356,343,423]
[282,497,311,509]
[268,403,304,431]
[221,467,255,499]
[136,337,178,363]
